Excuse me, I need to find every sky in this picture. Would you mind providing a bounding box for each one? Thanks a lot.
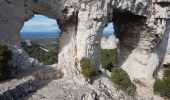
[20,14,114,38]
[20,15,60,33]
[103,23,114,36]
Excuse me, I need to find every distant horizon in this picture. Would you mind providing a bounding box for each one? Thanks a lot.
[20,31,60,40]
[20,14,114,39]
[20,31,114,40]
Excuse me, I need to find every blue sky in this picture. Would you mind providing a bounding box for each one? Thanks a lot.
[20,14,114,38]
[103,23,114,34]
[20,15,60,33]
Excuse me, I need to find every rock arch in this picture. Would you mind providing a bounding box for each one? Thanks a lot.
[1,0,170,81]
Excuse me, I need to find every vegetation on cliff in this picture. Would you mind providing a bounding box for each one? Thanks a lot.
[101,49,136,95]
[0,44,13,80]
[164,66,170,78]
[101,49,118,71]
[153,65,170,99]
[80,58,98,79]
[111,67,136,96]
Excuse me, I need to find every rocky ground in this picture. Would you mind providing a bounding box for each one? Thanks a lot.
[0,63,163,100]
[0,63,133,100]
[0,61,62,100]
[17,72,134,100]
[15,67,163,100]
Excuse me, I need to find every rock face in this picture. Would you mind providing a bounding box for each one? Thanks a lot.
[0,64,63,100]
[1,0,170,99]
[21,76,134,100]
[0,76,37,100]
[101,35,119,49]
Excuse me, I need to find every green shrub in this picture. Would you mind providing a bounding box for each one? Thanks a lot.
[153,77,170,99]
[153,79,164,94]
[153,65,170,99]
[101,49,118,71]
[80,58,98,79]
[0,44,13,80]
[164,67,170,77]
[111,67,136,95]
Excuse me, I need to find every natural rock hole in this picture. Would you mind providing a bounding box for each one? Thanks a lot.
[20,14,61,65]
[1,0,170,99]
[111,10,151,78]
[101,22,118,50]
[0,14,64,99]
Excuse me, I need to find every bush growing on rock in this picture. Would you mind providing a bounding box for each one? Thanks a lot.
[101,49,118,71]
[110,67,136,96]
[80,58,98,79]
[153,66,170,99]
[153,77,170,99]
[164,66,170,78]
[0,44,13,80]
[153,79,164,95]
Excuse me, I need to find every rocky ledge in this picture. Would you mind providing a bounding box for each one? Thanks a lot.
[0,63,63,100]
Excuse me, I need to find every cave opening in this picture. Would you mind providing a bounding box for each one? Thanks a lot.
[101,22,118,49]
[101,22,119,72]
[20,14,61,65]
[102,22,115,38]
[111,9,148,68]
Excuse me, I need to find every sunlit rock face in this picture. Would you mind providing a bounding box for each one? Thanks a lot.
[101,35,119,49]
[1,0,170,99]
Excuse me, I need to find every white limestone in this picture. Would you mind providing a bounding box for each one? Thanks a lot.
[1,0,170,99]
[101,35,119,49]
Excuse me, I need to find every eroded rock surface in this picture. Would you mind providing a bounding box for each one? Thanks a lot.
[0,63,63,100]
[101,35,119,49]
[1,0,170,99]
[19,77,134,100]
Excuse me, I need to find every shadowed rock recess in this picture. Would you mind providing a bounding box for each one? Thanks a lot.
[1,0,170,100]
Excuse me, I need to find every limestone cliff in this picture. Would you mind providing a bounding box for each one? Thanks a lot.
[0,0,170,99]
[101,35,119,49]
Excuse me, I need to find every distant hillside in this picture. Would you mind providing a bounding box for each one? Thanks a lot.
[20,31,60,39]
[31,38,59,52]
[21,41,58,65]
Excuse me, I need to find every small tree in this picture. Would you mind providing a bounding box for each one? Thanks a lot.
[0,44,13,80]
[164,67,170,77]
[80,58,97,79]
[153,65,170,99]
[153,77,170,99]
[111,67,136,95]
[101,49,118,71]
[153,79,164,94]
